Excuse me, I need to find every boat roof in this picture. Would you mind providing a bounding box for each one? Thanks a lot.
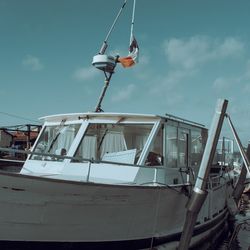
[40,112,205,129]
[40,112,162,123]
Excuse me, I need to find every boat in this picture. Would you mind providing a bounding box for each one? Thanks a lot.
[0,110,237,250]
[0,1,245,249]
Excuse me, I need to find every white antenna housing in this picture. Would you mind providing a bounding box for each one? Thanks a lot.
[92,54,116,73]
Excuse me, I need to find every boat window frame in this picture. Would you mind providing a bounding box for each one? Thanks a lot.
[70,121,158,165]
[29,116,163,165]
[164,119,207,170]
[28,120,84,162]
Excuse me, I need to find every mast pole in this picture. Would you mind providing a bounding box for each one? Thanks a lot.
[99,0,128,55]
[95,73,113,113]
[94,55,119,112]
[130,0,136,44]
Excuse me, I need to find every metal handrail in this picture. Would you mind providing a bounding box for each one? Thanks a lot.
[0,147,165,170]
[1,147,227,186]
[0,158,25,163]
[0,147,194,186]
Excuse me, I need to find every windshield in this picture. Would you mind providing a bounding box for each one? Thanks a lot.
[31,123,81,161]
[73,123,153,164]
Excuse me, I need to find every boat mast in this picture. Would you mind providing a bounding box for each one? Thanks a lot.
[93,0,137,112]
[92,0,128,112]
[94,56,119,112]
[130,0,136,44]
[99,0,128,55]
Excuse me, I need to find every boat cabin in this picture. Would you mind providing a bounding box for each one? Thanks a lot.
[21,113,207,185]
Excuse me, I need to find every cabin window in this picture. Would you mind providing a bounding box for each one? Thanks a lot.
[31,124,81,161]
[165,125,178,168]
[146,127,163,166]
[73,123,153,164]
[191,130,203,166]
[178,128,189,168]
[214,138,234,166]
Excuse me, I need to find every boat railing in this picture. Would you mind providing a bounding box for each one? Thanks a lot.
[0,146,164,167]
[0,157,25,164]
[208,175,221,189]
[0,147,191,186]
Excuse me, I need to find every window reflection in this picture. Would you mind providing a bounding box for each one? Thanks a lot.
[146,127,163,166]
[166,125,178,168]
[178,129,188,168]
[31,124,80,161]
[73,123,153,164]
[191,130,203,166]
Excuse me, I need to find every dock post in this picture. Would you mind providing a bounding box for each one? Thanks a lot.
[178,99,228,250]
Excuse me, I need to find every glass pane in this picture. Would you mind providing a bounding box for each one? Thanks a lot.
[73,123,153,164]
[146,127,163,166]
[178,129,188,168]
[31,124,81,161]
[191,129,203,167]
[166,125,177,168]
[214,138,234,165]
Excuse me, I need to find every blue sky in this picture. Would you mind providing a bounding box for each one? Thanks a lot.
[1,0,250,144]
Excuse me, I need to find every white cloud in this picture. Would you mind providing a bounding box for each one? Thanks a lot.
[213,77,230,91]
[163,36,244,69]
[243,83,250,93]
[131,54,151,80]
[244,60,250,79]
[217,37,244,57]
[22,55,43,71]
[165,92,184,107]
[151,69,196,96]
[111,84,135,102]
[137,54,149,66]
[212,58,250,96]
[73,66,98,81]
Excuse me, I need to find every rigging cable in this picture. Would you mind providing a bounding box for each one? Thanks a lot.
[0,111,41,124]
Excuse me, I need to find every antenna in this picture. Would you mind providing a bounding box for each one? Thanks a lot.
[98,0,128,55]
[92,0,127,73]
[92,0,129,112]
[130,0,136,44]
[92,0,137,112]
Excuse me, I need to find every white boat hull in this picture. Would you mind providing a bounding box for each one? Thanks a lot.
[0,171,231,249]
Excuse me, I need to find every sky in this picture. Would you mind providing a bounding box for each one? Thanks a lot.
[1,0,250,145]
